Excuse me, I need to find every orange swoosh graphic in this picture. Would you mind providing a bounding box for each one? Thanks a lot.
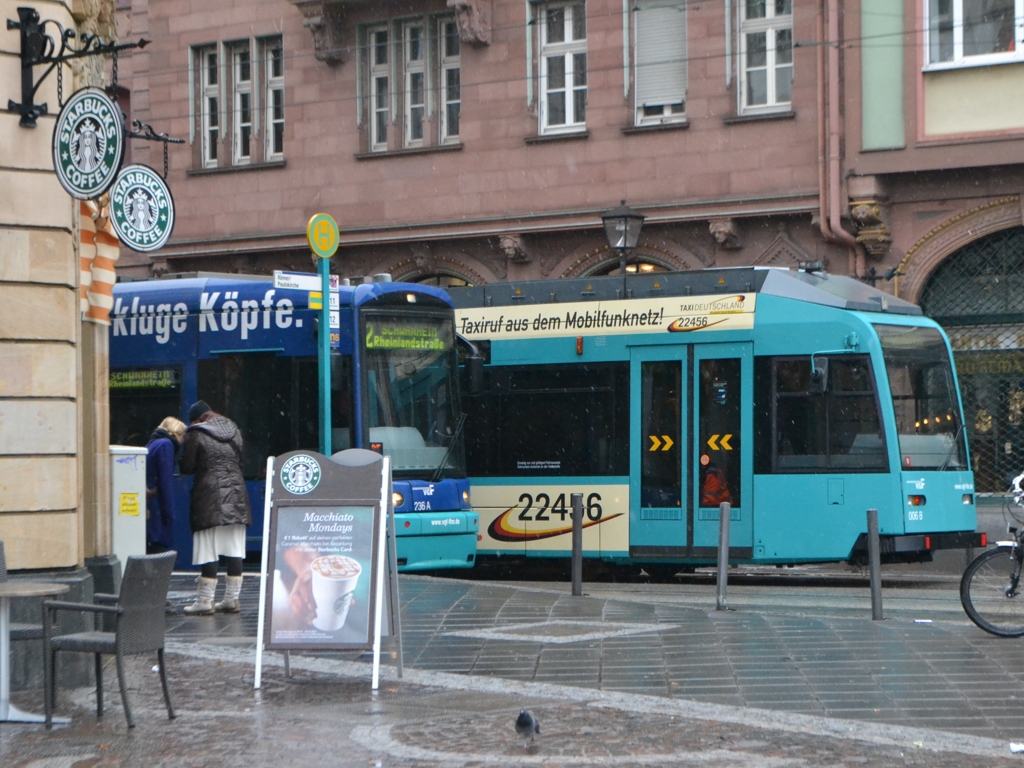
[487,507,623,542]
[667,317,729,333]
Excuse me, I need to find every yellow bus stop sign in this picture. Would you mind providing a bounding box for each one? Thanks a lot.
[307,213,339,259]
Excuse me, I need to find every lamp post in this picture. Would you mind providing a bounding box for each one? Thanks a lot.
[602,200,645,275]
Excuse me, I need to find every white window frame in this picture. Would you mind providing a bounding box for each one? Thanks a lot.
[264,38,285,160]
[634,0,688,126]
[404,22,426,148]
[539,2,588,135]
[199,47,219,168]
[739,0,793,115]
[924,0,1024,70]
[232,44,253,164]
[369,25,390,152]
[440,18,461,143]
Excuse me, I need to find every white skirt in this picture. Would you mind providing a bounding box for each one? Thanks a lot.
[192,524,246,565]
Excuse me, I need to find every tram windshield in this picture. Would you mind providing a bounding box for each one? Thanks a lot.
[875,324,967,470]
[361,311,466,478]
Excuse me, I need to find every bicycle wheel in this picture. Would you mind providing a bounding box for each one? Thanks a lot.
[960,546,1024,637]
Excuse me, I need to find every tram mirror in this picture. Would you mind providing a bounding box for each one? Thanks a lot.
[810,358,829,394]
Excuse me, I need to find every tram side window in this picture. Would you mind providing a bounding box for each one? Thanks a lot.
[197,353,329,479]
[755,355,887,473]
[462,362,629,477]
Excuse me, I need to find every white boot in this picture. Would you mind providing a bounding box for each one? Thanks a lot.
[184,576,217,615]
[215,575,243,613]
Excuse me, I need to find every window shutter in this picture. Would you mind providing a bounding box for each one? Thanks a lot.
[635,1,687,107]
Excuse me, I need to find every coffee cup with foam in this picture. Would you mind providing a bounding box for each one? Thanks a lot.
[309,555,361,632]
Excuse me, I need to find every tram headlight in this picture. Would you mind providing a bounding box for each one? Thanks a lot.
[392,491,405,508]
[963,494,974,505]
[462,490,470,505]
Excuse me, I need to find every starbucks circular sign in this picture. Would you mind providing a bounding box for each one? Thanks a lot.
[51,87,125,200]
[109,164,175,253]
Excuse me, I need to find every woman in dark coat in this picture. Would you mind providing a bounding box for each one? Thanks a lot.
[179,400,251,615]
[145,416,186,553]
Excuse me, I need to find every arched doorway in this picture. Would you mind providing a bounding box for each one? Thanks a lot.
[589,259,671,277]
[920,227,1024,491]
[413,273,473,288]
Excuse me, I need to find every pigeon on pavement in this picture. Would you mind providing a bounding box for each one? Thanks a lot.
[515,708,540,749]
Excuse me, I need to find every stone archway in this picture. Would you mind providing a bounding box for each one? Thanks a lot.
[896,197,1022,304]
[385,255,488,286]
[559,239,703,278]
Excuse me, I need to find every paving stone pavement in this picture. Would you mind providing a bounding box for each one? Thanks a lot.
[4,572,1024,766]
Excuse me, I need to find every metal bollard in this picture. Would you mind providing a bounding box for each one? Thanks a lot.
[716,502,730,611]
[571,493,583,596]
[867,508,883,620]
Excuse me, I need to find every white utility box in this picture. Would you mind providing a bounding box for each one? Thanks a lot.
[110,446,148,566]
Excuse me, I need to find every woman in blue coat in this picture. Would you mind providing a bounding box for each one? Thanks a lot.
[146,417,186,553]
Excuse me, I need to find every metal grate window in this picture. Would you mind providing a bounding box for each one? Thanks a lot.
[921,227,1024,491]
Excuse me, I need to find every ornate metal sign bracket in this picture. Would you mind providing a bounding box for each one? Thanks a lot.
[127,120,184,179]
[6,6,149,128]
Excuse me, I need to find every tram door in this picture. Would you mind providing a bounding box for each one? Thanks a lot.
[692,343,753,554]
[629,347,689,555]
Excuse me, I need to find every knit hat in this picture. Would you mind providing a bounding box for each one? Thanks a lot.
[188,400,211,423]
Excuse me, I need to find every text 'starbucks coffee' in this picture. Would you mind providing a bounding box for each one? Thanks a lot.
[51,88,125,200]
[109,164,175,253]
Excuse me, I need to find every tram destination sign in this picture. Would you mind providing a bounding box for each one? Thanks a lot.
[51,87,125,200]
[109,164,175,252]
[455,293,757,341]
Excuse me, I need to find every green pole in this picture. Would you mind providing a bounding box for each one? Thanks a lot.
[319,256,332,457]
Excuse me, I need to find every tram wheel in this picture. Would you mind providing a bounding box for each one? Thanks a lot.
[961,546,1024,637]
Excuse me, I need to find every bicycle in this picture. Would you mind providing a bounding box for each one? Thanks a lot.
[961,472,1024,636]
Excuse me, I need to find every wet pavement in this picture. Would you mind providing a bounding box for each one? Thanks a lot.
[5,570,1024,765]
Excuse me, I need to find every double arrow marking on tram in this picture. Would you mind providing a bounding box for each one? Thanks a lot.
[648,435,674,452]
[707,434,734,451]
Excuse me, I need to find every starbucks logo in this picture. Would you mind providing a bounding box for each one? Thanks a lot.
[52,88,124,200]
[281,455,321,495]
[109,165,175,253]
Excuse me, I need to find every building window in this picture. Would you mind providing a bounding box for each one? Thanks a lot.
[193,37,284,168]
[927,0,1021,66]
[265,41,285,159]
[361,16,461,152]
[369,26,390,151]
[739,0,792,114]
[200,47,219,168]
[539,2,587,134]
[441,19,461,143]
[634,0,687,125]
[232,46,252,164]
[404,23,426,147]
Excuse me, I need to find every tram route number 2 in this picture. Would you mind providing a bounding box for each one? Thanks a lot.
[516,492,603,522]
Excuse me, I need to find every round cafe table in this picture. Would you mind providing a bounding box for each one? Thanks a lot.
[0,581,69,723]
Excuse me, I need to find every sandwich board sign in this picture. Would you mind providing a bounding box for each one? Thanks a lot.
[254,449,403,690]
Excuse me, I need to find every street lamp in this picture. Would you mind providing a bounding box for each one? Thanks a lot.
[602,200,645,275]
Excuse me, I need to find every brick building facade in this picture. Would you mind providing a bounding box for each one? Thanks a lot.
[116,0,1024,489]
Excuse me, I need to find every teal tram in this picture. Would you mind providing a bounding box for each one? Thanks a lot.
[449,267,982,571]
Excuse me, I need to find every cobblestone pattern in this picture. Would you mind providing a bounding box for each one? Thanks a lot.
[3,655,1023,768]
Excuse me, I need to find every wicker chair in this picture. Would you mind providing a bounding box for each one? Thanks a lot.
[43,551,177,729]
[0,540,46,642]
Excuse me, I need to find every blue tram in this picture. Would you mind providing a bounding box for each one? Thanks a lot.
[450,267,982,568]
[109,273,477,571]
